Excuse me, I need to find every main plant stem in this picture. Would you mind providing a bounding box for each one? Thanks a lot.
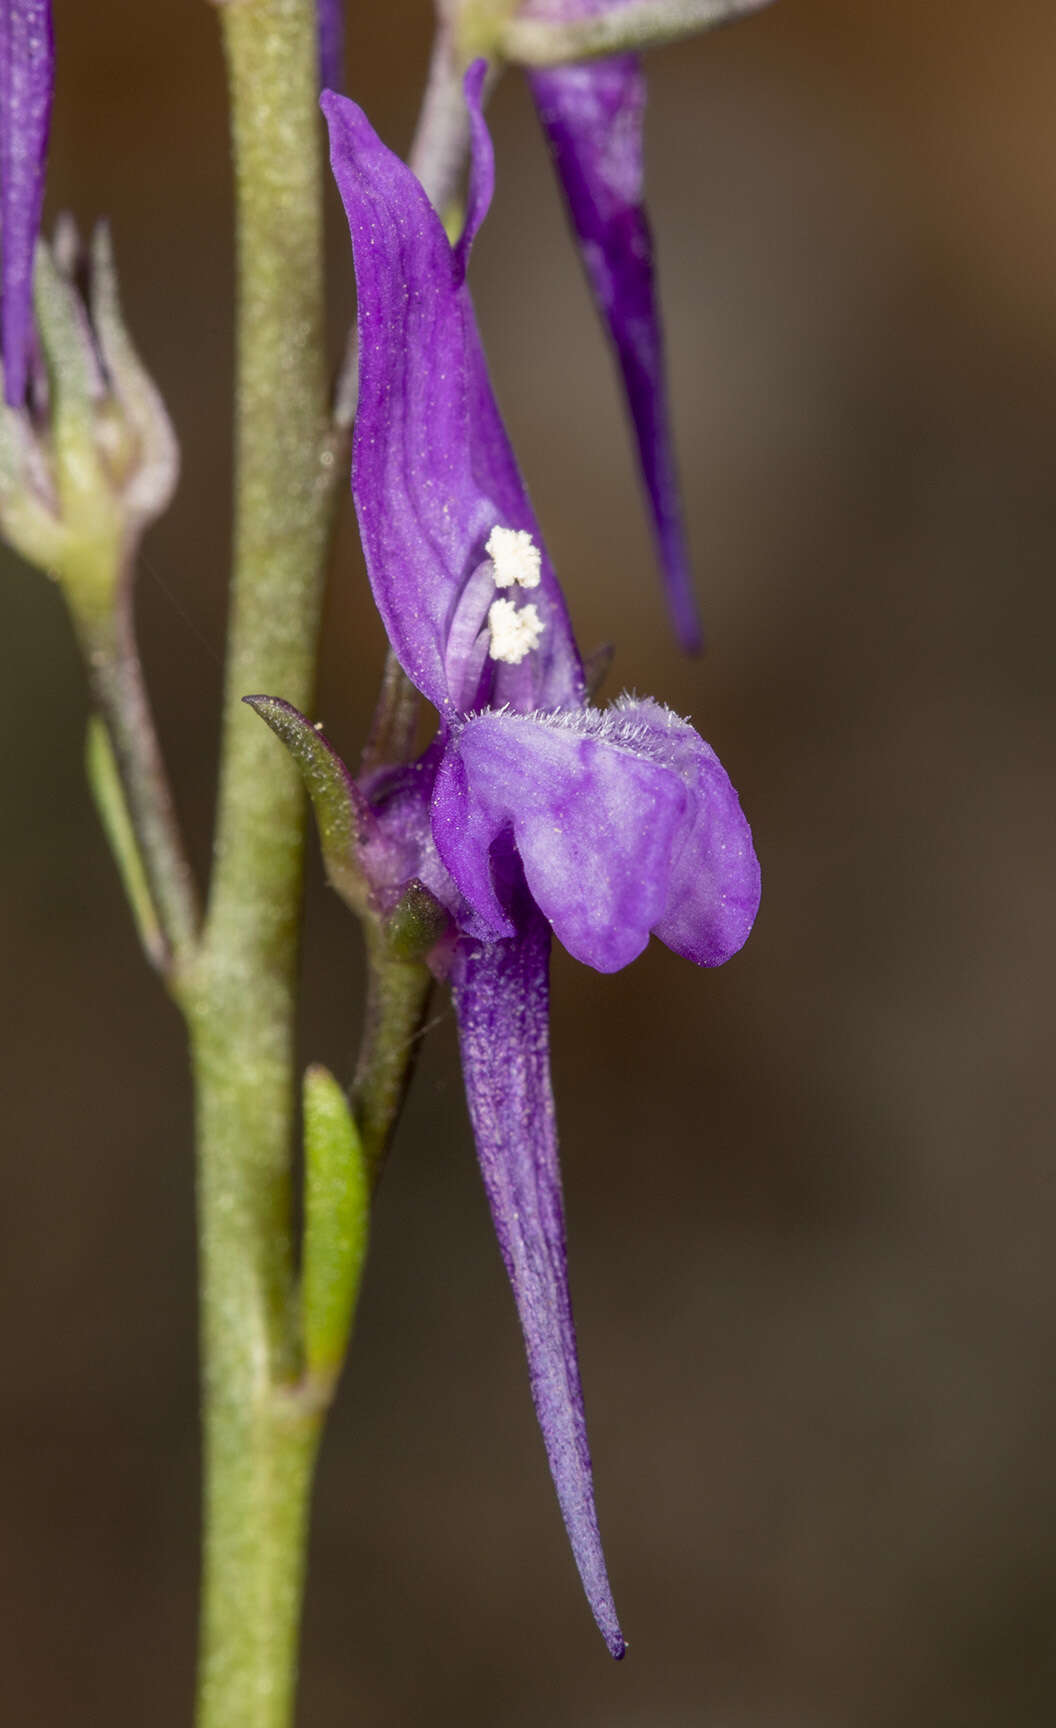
[184,12,478,1722]
[188,2,337,1723]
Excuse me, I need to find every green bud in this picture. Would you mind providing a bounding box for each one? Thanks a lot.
[0,221,178,620]
[0,407,67,573]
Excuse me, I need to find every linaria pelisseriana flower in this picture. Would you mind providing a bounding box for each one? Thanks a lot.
[267,65,759,1657]
[0,0,53,407]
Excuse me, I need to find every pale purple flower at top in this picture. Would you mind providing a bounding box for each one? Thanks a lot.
[521,0,700,648]
[316,64,760,1657]
[0,0,53,406]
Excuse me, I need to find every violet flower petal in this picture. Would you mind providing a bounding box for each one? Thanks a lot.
[427,739,517,943]
[451,912,625,1658]
[530,49,701,649]
[317,0,344,95]
[435,707,683,970]
[433,699,759,971]
[0,0,53,406]
[613,696,761,964]
[321,75,583,720]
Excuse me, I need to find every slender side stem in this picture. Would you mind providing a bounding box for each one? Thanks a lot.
[72,560,199,980]
[407,24,471,214]
[188,3,340,1724]
[501,0,774,65]
[353,928,433,1183]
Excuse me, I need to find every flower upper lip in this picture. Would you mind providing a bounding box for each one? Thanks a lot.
[323,66,585,725]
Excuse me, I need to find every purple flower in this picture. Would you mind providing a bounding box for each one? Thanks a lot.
[0,0,53,407]
[522,0,699,647]
[317,64,759,1656]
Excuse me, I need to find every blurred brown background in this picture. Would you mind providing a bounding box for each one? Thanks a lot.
[2,0,1054,1722]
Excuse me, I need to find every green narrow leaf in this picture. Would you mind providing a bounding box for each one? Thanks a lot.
[301,1063,370,1381]
[243,694,367,909]
[85,717,166,971]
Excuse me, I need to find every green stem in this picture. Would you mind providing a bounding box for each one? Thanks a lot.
[191,1009,327,1728]
[186,9,483,1720]
[188,2,339,1723]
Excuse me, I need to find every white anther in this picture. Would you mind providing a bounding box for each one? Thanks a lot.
[486,525,542,590]
[487,598,544,665]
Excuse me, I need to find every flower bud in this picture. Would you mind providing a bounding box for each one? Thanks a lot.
[0,220,178,613]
